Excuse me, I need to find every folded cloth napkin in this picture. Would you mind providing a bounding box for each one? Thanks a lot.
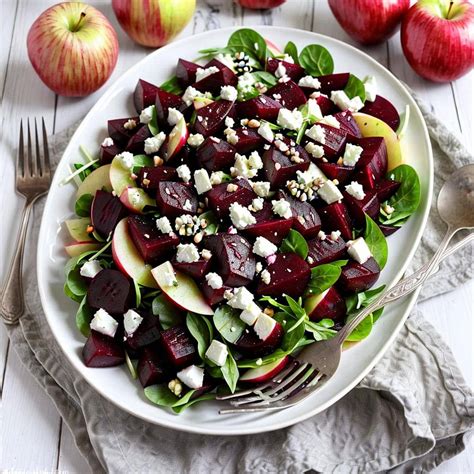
[4,91,473,473]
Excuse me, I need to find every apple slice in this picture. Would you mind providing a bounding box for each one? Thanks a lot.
[265,38,282,55]
[76,164,112,198]
[240,356,289,384]
[112,218,158,288]
[162,117,189,161]
[110,157,136,196]
[65,217,92,242]
[65,241,102,257]
[119,187,156,214]
[193,97,214,110]
[353,112,403,171]
[151,261,213,316]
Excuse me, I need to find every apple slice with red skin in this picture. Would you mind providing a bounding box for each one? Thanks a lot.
[196,137,236,172]
[156,181,198,218]
[361,95,400,131]
[162,117,189,162]
[91,190,126,238]
[133,79,160,113]
[267,58,305,81]
[194,100,236,137]
[232,127,264,154]
[119,187,156,214]
[239,356,290,384]
[307,235,348,267]
[343,190,380,228]
[338,257,381,293]
[137,346,168,388]
[76,164,112,198]
[318,201,353,241]
[206,178,255,219]
[265,37,282,54]
[176,58,200,87]
[82,330,125,368]
[304,286,347,322]
[236,94,282,121]
[160,325,198,368]
[137,166,177,190]
[267,79,307,109]
[108,117,139,145]
[234,322,284,358]
[65,241,102,257]
[151,262,214,316]
[263,143,310,187]
[155,89,186,127]
[112,218,158,288]
[318,73,350,95]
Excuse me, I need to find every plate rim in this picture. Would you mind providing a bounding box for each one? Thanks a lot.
[37,25,434,435]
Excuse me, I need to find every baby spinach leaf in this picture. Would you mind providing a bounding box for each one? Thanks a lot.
[281,317,306,351]
[364,214,388,269]
[305,263,343,296]
[298,44,334,76]
[75,193,93,217]
[186,312,214,359]
[152,294,184,329]
[280,229,309,259]
[304,319,337,341]
[284,41,299,64]
[160,76,183,95]
[213,306,246,343]
[251,71,278,87]
[220,352,239,393]
[345,312,374,342]
[76,296,94,337]
[344,74,366,102]
[228,28,268,64]
[171,392,215,413]
[144,384,179,407]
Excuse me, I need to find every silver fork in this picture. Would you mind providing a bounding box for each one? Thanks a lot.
[1,118,52,325]
[218,232,474,414]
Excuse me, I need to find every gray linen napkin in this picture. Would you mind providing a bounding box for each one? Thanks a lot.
[4,91,473,474]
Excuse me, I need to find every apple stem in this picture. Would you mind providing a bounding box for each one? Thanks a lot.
[446,1,454,19]
[71,12,86,32]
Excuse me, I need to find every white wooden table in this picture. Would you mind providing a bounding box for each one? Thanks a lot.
[1,1,472,471]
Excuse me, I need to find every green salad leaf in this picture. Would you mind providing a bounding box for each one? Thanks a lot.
[160,76,183,95]
[305,261,347,296]
[146,105,159,136]
[251,71,278,87]
[144,384,215,413]
[298,44,334,76]
[280,229,309,259]
[152,294,184,329]
[186,312,214,359]
[284,41,299,64]
[213,305,246,343]
[227,28,268,64]
[76,296,94,337]
[364,214,388,269]
[75,193,93,217]
[220,352,239,393]
[344,74,366,102]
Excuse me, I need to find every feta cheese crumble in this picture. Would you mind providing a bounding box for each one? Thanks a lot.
[275,62,287,79]
[228,287,254,310]
[347,237,372,264]
[220,85,238,101]
[305,124,326,144]
[123,309,143,337]
[342,143,364,166]
[205,272,223,290]
[272,198,292,219]
[139,105,154,124]
[363,75,377,102]
[257,122,274,142]
[298,75,321,89]
[345,181,366,200]
[331,90,364,112]
[115,151,134,170]
[182,86,212,106]
[205,340,228,366]
[90,308,118,338]
[261,269,271,284]
[176,164,191,183]
[240,302,262,326]
[253,236,278,258]
[317,180,343,204]
[177,365,204,389]
[277,108,303,130]
[306,99,323,121]
[210,171,226,185]
[187,133,205,148]
[254,313,277,341]
[79,260,102,279]
[252,181,271,198]
[176,243,200,263]
[305,142,325,159]
[229,202,256,229]
[319,115,340,128]
[167,107,183,126]
[195,66,220,82]
[156,216,173,234]
[101,137,114,147]
[194,169,212,194]
[144,132,166,154]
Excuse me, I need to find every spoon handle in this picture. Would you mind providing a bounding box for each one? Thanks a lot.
[336,227,465,344]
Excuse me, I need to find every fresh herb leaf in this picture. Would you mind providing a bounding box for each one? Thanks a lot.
[213,305,246,343]
[146,105,159,136]
[200,210,220,235]
[76,296,94,337]
[344,74,366,102]
[152,294,184,329]
[251,71,278,87]
[280,229,309,259]
[345,312,374,341]
[237,85,260,102]
[73,162,97,182]
[305,262,345,296]
[298,44,334,76]
[220,352,239,393]
[75,193,93,217]
[228,28,268,64]
[304,319,337,341]
[186,312,214,359]
[160,76,183,95]
[144,384,215,413]
[364,214,388,269]
[171,392,215,413]
[284,41,299,64]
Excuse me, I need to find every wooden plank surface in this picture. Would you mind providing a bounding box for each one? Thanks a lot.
[1,0,472,472]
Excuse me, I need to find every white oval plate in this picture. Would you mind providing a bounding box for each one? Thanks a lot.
[37,26,433,435]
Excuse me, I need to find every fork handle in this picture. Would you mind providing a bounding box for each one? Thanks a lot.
[1,200,34,324]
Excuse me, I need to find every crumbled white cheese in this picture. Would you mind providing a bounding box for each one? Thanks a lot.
[296,162,327,185]
[220,85,238,101]
[177,365,204,389]
[330,230,341,241]
[156,216,173,234]
[187,133,205,148]
[228,287,254,310]
[144,132,166,154]
[216,53,236,71]
[319,115,340,128]
[205,272,223,290]
[210,171,226,185]
[115,151,134,170]
[317,180,343,204]
[298,75,321,89]
[90,308,118,338]
[248,151,263,170]
[139,105,154,124]
[225,116,235,128]
[229,202,256,229]
[194,169,212,194]
[160,261,178,286]
[345,181,366,200]
[176,164,191,183]
[176,243,200,263]
[240,302,262,326]
[195,66,220,82]
[254,313,277,341]
[258,122,274,142]
[261,269,271,284]
[277,108,303,131]
[123,119,137,130]
[305,142,325,159]
[253,236,278,258]
[182,86,212,106]
[123,309,143,337]
[282,54,294,64]
[342,143,364,167]
[101,137,114,147]
[205,340,228,366]
[275,62,287,79]
[331,90,364,112]
[272,198,292,219]
[305,124,326,144]
[79,260,102,279]
[347,237,372,264]
[306,99,323,121]
[251,197,264,211]
[252,181,271,198]
[364,75,377,102]
[167,107,183,126]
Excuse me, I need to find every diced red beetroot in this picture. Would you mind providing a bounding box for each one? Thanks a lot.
[196,137,236,171]
[361,95,400,131]
[306,287,347,322]
[266,58,305,81]
[206,178,255,219]
[108,117,139,145]
[317,162,355,184]
[243,202,293,244]
[202,281,232,306]
[334,110,362,138]
[160,325,197,368]
[277,191,321,239]
[137,346,168,387]
[256,253,311,298]
[338,257,380,293]
[353,165,376,191]
[236,95,282,121]
[378,223,400,236]
[306,123,347,159]
[138,166,177,190]
[100,142,122,165]
[155,89,186,127]
[125,124,152,154]
[192,375,217,399]
[343,190,380,228]
[232,128,264,154]
[128,215,179,263]
[263,144,310,187]
[203,233,256,286]
[267,80,307,109]
[176,58,200,87]
[315,94,336,115]
[87,269,133,314]
[91,190,126,238]
[233,323,284,358]
[307,235,347,267]
[82,330,125,368]
[134,79,160,113]
[194,100,235,137]
[353,137,388,179]
[318,201,353,241]
[125,314,162,351]
[318,73,350,94]
[193,59,237,94]
[376,179,401,202]
[156,181,198,217]
[172,258,212,280]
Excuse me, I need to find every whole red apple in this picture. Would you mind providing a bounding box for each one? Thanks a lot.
[27,2,119,97]
[237,0,286,8]
[329,0,410,45]
[401,0,474,82]
[112,0,195,48]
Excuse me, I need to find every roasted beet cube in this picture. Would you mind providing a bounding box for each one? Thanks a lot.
[243,202,293,244]
[233,323,284,358]
[194,100,235,137]
[203,233,256,286]
[137,346,167,387]
[318,73,350,94]
[263,144,310,187]
[87,269,133,314]
[91,190,126,238]
[128,215,179,263]
[156,181,198,217]
[361,95,400,131]
[338,257,380,293]
[378,223,400,236]
[82,330,125,368]
[353,165,376,191]
[99,142,122,165]
[353,137,388,180]
[138,166,177,190]
[343,190,380,228]
[266,58,305,81]
[155,89,186,127]
[306,123,347,159]
[160,325,197,368]
[107,117,140,146]
[306,286,347,322]
[176,58,200,87]
[256,253,311,298]
[192,59,237,94]
[307,235,347,267]
[317,162,355,184]
[206,178,255,219]
[202,281,232,306]
[318,201,353,241]
[236,95,282,121]
[125,314,162,351]
[126,124,152,154]
[376,179,401,202]
[334,110,362,138]
[232,127,264,154]
[196,137,236,172]
[315,94,336,115]
[134,79,160,113]
[172,258,212,280]
[267,79,307,109]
